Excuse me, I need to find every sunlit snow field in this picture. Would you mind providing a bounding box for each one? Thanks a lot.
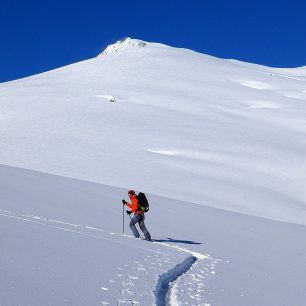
[1,38,306,305]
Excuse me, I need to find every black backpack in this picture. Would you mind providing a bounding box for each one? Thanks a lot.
[137,192,149,213]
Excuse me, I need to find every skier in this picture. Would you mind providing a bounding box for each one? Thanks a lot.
[122,190,152,241]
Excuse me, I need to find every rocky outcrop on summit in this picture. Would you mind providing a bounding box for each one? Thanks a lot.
[98,37,147,56]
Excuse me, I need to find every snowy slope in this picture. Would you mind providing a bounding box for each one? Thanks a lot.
[1,38,306,224]
[1,164,306,306]
[1,38,306,305]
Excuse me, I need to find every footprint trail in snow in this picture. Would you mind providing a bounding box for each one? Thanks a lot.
[0,209,218,305]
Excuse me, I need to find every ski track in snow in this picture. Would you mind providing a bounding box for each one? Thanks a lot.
[0,208,217,305]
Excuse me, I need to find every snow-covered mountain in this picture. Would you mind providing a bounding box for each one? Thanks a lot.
[1,38,306,305]
[1,38,306,225]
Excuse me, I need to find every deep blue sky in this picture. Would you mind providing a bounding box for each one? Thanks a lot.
[1,0,305,83]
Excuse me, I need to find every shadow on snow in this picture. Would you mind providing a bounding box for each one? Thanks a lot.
[152,237,202,245]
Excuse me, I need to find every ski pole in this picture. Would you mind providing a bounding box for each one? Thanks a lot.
[123,204,125,234]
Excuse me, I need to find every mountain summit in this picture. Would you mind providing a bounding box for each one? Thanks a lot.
[98,37,147,56]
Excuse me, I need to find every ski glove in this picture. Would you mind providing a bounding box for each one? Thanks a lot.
[126,210,132,215]
[122,199,127,204]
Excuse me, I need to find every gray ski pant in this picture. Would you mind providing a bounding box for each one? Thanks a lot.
[130,214,151,240]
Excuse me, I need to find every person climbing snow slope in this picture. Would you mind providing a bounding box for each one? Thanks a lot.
[122,190,152,241]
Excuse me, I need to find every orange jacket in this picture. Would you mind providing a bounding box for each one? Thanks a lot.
[126,195,142,214]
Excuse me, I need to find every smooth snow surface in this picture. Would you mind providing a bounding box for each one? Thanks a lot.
[1,164,306,305]
[1,39,306,305]
[1,39,306,225]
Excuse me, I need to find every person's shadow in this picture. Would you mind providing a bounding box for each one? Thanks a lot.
[152,237,202,245]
